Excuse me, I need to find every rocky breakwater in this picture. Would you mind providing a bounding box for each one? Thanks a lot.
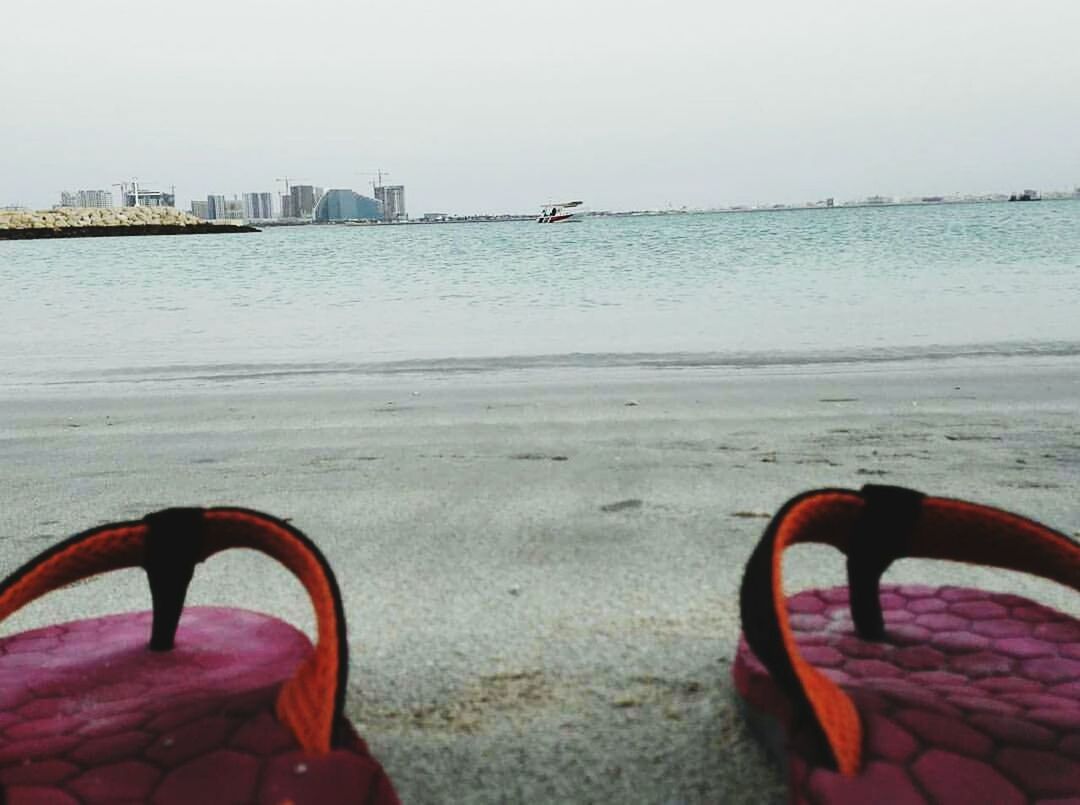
[0,207,259,239]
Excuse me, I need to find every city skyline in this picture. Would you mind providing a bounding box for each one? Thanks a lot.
[192,183,403,222]
[30,176,1080,222]
[3,2,1078,215]
[17,166,1080,221]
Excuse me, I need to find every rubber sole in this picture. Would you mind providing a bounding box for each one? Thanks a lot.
[0,607,395,804]
[734,584,1080,804]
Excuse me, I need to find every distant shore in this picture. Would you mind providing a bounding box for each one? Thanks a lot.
[263,195,1080,228]
[4,195,1074,235]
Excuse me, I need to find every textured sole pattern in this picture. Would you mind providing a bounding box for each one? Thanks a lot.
[0,607,393,804]
[735,584,1080,804]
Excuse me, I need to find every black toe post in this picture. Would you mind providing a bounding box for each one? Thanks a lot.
[142,508,207,651]
[846,485,925,641]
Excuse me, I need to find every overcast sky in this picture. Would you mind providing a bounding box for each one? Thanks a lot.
[2,1,1078,213]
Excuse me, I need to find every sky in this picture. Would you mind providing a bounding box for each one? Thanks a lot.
[2,0,1078,214]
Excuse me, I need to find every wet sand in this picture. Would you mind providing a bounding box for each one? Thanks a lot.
[2,358,1078,803]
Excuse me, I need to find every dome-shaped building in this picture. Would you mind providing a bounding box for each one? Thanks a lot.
[313,189,383,222]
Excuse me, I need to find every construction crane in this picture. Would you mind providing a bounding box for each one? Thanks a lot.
[357,169,390,195]
[276,176,314,190]
[276,176,314,201]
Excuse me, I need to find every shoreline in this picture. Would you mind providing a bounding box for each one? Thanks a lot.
[1,359,1078,802]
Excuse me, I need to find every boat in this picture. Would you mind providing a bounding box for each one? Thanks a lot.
[537,200,584,223]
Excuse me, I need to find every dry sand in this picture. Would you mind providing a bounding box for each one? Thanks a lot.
[1,357,1078,803]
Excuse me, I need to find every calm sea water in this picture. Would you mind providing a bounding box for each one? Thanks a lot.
[2,201,1079,391]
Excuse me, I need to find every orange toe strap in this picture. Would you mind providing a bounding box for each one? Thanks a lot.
[739,485,1080,775]
[0,508,348,754]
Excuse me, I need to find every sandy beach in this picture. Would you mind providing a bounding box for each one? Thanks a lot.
[1,357,1078,803]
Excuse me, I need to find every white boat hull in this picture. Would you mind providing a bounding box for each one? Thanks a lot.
[537,200,585,223]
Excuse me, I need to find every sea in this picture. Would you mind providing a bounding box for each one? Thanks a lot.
[2,201,1079,394]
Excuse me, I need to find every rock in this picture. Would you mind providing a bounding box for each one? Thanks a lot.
[0,205,242,238]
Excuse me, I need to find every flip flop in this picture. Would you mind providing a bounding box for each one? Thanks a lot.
[0,507,399,804]
[734,485,1080,804]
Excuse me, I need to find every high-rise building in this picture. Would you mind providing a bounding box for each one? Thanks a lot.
[288,185,320,219]
[280,194,295,218]
[81,190,113,208]
[206,195,227,220]
[224,198,244,220]
[190,199,209,219]
[374,185,406,221]
[59,190,113,208]
[242,192,274,220]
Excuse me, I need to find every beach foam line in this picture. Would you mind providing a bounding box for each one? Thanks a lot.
[5,339,1080,393]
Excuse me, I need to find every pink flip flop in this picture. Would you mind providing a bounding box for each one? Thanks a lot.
[734,485,1080,804]
[0,507,399,804]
